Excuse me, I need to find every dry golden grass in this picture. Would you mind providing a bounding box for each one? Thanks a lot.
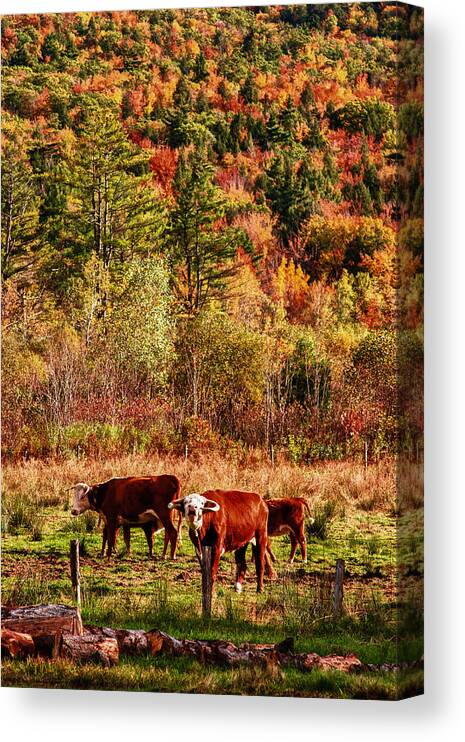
[0,451,422,516]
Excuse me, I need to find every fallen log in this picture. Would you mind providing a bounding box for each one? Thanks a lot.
[1,606,364,674]
[54,630,119,667]
[145,630,363,673]
[2,604,83,656]
[86,626,149,656]
[1,628,35,659]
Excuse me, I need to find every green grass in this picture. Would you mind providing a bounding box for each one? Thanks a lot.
[1,655,423,699]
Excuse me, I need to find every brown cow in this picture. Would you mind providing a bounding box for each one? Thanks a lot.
[266,497,314,564]
[168,490,268,593]
[71,475,181,559]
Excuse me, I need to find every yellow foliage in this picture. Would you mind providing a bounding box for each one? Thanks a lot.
[273,257,311,322]
[185,38,200,57]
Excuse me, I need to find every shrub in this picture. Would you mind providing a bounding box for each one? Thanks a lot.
[288,435,345,463]
[1,491,35,535]
[31,520,44,541]
[306,500,338,540]
[2,564,54,607]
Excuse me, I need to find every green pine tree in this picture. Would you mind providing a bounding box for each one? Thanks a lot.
[167,147,253,315]
[1,120,42,281]
[64,104,166,274]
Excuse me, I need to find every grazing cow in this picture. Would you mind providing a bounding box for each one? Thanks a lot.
[266,497,314,564]
[71,475,181,559]
[168,490,268,593]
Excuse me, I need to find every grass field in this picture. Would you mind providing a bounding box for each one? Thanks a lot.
[1,453,424,699]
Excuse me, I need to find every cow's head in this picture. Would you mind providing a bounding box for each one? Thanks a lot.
[70,483,92,516]
[168,493,220,532]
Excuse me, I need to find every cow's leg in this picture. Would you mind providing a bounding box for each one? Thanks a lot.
[267,541,277,562]
[100,525,107,558]
[210,543,222,589]
[163,520,178,560]
[123,525,131,555]
[234,545,248,593]
[105,519,118,558]
[190,531,202,565]
[288,532,299,563]
[142,523,154,559]
[296,522,307,563]
[254,530,267,593]
[264,546,277,579]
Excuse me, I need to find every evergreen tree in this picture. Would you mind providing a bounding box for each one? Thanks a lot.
[65,105,165,274]
[167,147,253,315]
[229,113,243,154]
[165,75,194,147]
[265,153,318,248]
[1,121,42,281]
[240,73,258,104]
[193,52,209,82]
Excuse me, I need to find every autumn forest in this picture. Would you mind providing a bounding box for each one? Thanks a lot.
[1,3,424,464]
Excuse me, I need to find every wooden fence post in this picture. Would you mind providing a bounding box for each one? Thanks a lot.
[364,441,368,470]
[201,545,212,619]
[270,444,275,467]
[70,539,81,609]
[333,559,344,618]
[184,444,188,461]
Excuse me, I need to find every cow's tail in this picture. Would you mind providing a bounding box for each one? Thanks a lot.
[301,498,315,525]
[171,476,183,544]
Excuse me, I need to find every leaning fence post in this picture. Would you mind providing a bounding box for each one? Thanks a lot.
[333,559,344,617]
[70,539,81,609]
[201,545,212,619]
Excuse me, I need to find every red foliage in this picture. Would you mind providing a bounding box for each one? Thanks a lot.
[149,146,179,191]
[125,86,147,118]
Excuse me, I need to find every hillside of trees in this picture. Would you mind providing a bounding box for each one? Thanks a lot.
[1,3,424,462]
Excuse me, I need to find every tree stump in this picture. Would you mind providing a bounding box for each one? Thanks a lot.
[1,604,83,656]
[55,630,119,667]
[1,628,35,659]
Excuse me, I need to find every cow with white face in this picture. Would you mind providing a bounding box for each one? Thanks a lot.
[173,493,220,532]
[68,475,182,559]
[169,489,269,593]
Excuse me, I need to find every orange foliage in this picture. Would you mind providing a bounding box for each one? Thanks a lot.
[149,146,179,192]
[273,257,311,322]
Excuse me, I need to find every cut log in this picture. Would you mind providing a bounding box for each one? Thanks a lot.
[1,604,83,656]
[86,626,149,656]
[1,608,364,675]
[293,652,363,673]
[145,630,362,673]
[2,604,84,636]
[55,630,119,667]
[1,628,35,659]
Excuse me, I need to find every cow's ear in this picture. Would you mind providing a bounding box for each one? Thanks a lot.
[168,498,184,512]
[202,499,220,512]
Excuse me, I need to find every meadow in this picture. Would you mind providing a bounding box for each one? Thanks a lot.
[1,452,423,699]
